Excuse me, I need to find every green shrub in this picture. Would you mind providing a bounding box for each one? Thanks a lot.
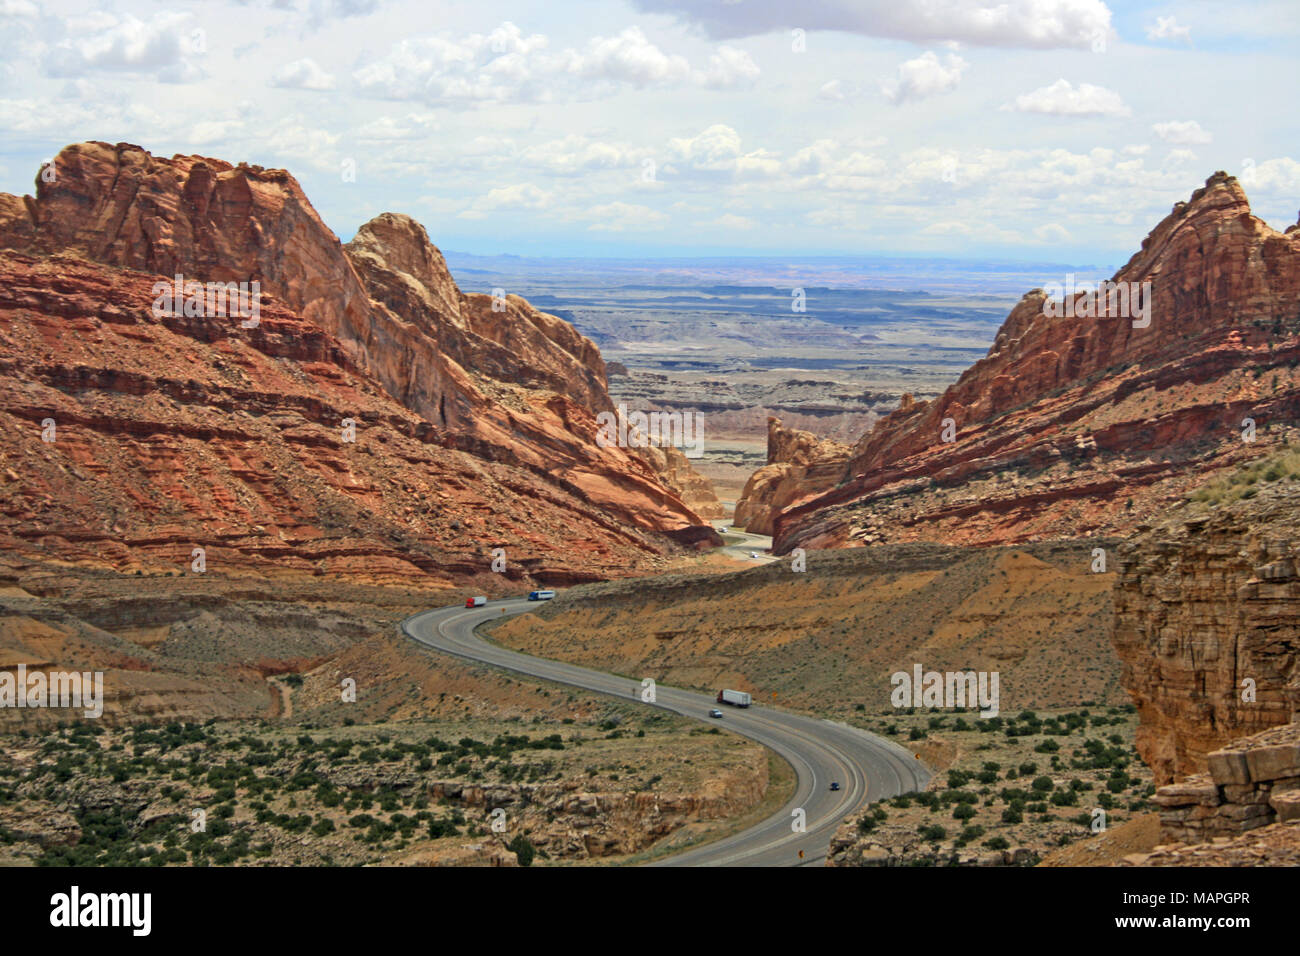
[507,834,535,867]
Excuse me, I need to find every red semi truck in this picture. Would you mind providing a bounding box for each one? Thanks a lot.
[716,689,752,708]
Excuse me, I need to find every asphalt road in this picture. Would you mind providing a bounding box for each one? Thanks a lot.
[712,527,780,564]
[402,597,930,867]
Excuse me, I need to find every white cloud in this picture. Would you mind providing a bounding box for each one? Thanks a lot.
[353,23,551,105]
[1004,79,1130,117]
[1034,222,1070,243]
[664,125,783,180]
[1146,16,1192,43]
[483,182,553,209]
[882,51,967,105]
[353,22,757,106]
[784,139,841,175]
[667,124,743,168]
[271,58,336,91]
[188,119,247,145]
[921,220,976,235]
[819,79,846,101]
[459,182,554,219]
[520,135,640,174]
[41,11,206,84]
[629,0,1113,50]
[306,0,384,30]
[262,120,341,171]
[582,201,669,231]
[1240,157,1300,193]
[1153,120,1212,145]
[0,95,168,135]
[0,0,38,16]
[696,45,760,89]
[702,212,758,229]
[353,114,439,141]
[562,27,692,86]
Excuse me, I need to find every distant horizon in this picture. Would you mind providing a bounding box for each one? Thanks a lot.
[435,247,1127,297]
[3,0,1296,269]
[438,247,1120,270]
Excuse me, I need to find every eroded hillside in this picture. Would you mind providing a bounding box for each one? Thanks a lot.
[0,142,721,584]
[487,540,1122,714]
[749,173,1300,554]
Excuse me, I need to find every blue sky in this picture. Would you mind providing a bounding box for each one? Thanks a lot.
[0,0,1296,263]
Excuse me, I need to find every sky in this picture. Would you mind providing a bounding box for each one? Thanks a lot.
[0,0,1297,263]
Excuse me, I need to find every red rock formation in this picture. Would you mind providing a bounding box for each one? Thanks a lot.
[0,141,724,580]
[640,443,727,521]
[1114,482,1300,784]
[763,173,1300,553]
[1146,722,1300,848]
[733,417,848,535]
[0,252,688,583]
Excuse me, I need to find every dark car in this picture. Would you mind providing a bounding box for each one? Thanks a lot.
[829,781,841,791]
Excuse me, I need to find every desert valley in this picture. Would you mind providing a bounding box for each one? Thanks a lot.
[1,141,1297,877]
[2,12,1300,942]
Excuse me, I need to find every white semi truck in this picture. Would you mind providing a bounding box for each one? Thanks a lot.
[716,689,752,708]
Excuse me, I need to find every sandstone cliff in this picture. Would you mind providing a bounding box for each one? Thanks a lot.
[639,443,727,521]
[733,416,849,534]
[0,142,721,579]
[1142,721,1300,857]
[0,252,689,583]
[1114,473,1300,784]
[761,173,1300,553]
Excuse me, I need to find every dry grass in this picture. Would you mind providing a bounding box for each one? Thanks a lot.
[1189,443,1300,507]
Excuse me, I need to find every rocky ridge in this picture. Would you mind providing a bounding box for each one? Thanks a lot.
[0,142,721,579]
[733,416,849,534]
[762,173,1300,554]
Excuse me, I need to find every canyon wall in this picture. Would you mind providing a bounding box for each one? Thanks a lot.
[760,173,1300,553]
[0,142,721,580]
[733,417,848,535]
[0,252,685,584]
[1113,480,1300,784]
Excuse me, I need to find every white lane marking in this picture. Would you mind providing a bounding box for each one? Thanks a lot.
[404,602,927,865]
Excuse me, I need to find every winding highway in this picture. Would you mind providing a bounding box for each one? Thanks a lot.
[713,527,780,564]
[402,597,930,866]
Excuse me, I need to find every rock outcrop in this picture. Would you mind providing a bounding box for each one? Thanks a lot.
[1119,818,1300,866]
[759,173,1300,553]
[1113,479,1300,784]
[419,762,769,860]
[0,252,693,582]
[733,417,848,534]
[0,142,722,579]
[1139,721,1300,856]
[640,443,726,521]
